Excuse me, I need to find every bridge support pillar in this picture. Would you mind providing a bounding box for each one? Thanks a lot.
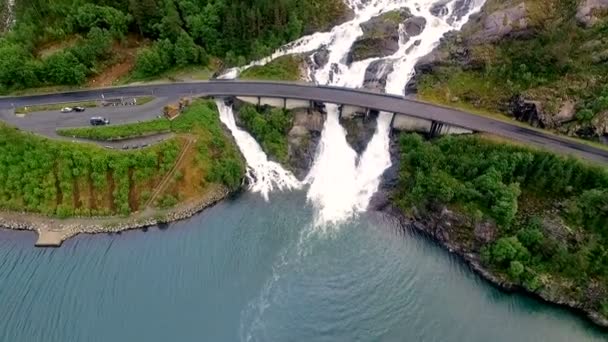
[257,96,261,107]
[429,121,444,138]
[283,98,287,110]
[338,105,343,119]
[389,113,397,136]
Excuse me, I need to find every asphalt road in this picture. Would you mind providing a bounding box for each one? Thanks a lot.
[1,81,607,164]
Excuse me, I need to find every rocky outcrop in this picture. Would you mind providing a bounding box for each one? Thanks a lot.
[340,110,378,154]
[467,2,530,44]
[576,0,608,27]
[349,9,428,62]
[287,109,325,179]
[404,16,426,36]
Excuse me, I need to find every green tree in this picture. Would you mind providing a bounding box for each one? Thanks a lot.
[134,47,163,77]
[173,32,199,67]
[43,51,87,85]
[509,260,525,280]
[491,236,530,266]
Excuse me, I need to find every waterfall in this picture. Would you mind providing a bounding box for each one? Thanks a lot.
[224,0,485,223]
[216,100,301,200]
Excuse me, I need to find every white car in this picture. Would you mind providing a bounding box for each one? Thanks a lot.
[60,107,73,113]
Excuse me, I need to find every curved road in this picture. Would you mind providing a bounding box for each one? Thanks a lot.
[1,81,607,164]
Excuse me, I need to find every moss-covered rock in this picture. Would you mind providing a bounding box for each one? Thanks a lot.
[349,9,415,62]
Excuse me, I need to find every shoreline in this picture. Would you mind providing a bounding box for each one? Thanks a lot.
[380,204,608,330]
[0,184,233,247]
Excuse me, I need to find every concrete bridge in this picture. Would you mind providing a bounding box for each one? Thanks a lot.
[1,81,607,163]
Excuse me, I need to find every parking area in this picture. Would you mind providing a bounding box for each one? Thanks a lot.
[0,96,177,139]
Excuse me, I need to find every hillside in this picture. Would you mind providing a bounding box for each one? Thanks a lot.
[413,0,608,144]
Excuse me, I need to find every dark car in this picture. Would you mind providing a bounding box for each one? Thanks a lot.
[73,106,86,112]
[90,117,110,126]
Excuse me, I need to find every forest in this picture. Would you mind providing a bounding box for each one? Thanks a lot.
[395,133,608,319]
[0,100,244,218]
[0,0,347,91]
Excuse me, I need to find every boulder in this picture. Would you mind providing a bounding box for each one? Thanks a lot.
[349,9,412,62]
[313,47,330,69]
[469,3,530,44]
[553,100,577,124]
[363,60,394,92]
[431,2,450,17]
[576,0,608,27]
[404,16,427,36]
[507,95,547,128]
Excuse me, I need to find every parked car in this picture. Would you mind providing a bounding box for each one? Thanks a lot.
[90,117,110,126]
[60,107,73,113]
[73,106,86,112]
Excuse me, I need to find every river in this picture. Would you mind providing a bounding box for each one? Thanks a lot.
[0,191,605,342]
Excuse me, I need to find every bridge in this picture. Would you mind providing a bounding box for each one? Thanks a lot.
[1,80,607,164]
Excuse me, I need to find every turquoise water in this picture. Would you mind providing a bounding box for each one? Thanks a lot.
[0,191,606,341]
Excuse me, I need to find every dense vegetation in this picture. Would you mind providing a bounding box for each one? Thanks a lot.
[417,0,608,137]
[395,133,608,318]
[57,118,172,141]
[0,0,347,91]
[0,124,180,217]
[0,100,244,217]
[237,104,293,163]
[240,55,304,81]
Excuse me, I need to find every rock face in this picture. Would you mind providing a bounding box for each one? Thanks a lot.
[468,3,530,43]
[349,9,414,62]
[576,0,608,27]
[287,109,325,179]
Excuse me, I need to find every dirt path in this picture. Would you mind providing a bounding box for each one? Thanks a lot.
[145,136,196,207]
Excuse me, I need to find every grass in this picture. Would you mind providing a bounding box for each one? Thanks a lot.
[57,118,171,141]
[240,55,304,81]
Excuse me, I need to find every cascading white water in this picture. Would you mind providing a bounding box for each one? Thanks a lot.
[226,0,485,224]
[4,0,16,30]
[216,100,301,200]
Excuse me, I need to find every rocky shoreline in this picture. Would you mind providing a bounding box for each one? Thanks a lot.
[388,205,608,330]
[371,136,608,330]
[0,185,232,246]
